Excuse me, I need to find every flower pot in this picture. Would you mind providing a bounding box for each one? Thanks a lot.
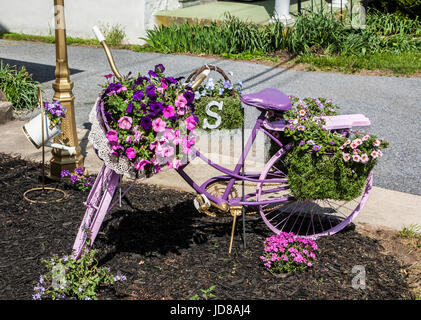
[22,112,61,149]
[22,112,76,155]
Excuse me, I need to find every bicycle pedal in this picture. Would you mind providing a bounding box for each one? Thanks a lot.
[193,194,211,214]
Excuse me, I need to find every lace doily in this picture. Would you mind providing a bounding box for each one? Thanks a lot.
[88,99,149,180]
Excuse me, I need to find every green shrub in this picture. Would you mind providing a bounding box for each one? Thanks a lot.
[0,61,39,111]
[363,0,421,18]
[100,23,126,46]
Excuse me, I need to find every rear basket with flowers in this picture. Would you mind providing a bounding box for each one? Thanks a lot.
[89,64,199,179]
[269,96,389,201]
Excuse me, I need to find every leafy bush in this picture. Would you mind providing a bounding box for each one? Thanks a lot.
[363,0,421,18]
[100,23,126,46]
[260,232,317,274]
[61,167,94,192]
[0,61,39,111]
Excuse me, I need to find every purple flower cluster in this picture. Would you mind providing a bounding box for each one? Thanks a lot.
[260,232,317,274]
[61,167,94,191]
[44,100,66,126]
[101,63,199,173]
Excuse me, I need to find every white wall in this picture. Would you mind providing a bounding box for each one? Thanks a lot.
[0,0,180,45]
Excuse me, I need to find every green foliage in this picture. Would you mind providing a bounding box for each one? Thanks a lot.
[33,248,125,300]
[0,60,39,111]
[100,23,126,46]
[189,285,217,300]
[363,0,421,18]
[194,96,243,131]
[193,77,243,131]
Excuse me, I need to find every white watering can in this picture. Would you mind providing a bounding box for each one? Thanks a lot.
[22,111,75,155]
[22,88,75,155]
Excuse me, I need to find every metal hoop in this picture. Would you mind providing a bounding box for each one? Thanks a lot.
[23,187,67,204]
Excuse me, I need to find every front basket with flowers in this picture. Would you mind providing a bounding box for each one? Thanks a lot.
[89,64,199,179]
[269,96,389,201]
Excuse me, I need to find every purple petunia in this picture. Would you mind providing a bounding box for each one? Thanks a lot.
[312,145,321,152]
[154,64,165,73]
[70,175,79,183]
[126,101,134,114]
[132,90,144,102]
[75,167,85,175]
[61,169,70,178]
[140,116,152,130]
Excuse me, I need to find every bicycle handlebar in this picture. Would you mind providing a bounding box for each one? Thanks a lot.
[92,25,123,81]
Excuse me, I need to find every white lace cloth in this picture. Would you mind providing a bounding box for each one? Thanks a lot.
[88,99,147,180]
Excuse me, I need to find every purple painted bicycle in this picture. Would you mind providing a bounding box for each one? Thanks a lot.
[72,28,373,258]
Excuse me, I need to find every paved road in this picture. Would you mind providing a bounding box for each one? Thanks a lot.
[1,39,420,196]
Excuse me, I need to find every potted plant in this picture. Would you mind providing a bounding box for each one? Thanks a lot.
[269,96,389,201]
[93,63,199,177]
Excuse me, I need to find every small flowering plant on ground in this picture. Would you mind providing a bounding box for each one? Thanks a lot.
[99,64,199,174]
[61,167,94,192]
[260,232,317,274]
[43,100,66,129]
[33,248,126,300]
[272,96,389,200]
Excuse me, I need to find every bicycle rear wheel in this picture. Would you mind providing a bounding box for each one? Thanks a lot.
[256,148,373,238]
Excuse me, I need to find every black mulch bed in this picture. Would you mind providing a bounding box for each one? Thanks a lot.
[0,153,414,300]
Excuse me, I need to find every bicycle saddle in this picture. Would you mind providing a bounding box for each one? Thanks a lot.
[241,88,291,112]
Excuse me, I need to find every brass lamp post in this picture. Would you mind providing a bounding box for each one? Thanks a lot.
[50,0,83,178]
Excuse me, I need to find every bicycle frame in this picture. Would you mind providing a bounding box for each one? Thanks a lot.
[175,110,291,209]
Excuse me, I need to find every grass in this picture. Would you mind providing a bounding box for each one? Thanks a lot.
[296,51,421,75]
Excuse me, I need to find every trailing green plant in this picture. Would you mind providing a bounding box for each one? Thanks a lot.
[32,247,126,300]
[0,61,39,111]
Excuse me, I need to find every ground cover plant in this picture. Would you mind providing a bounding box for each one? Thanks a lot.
[0,153,416,300]
[0,60,39,111]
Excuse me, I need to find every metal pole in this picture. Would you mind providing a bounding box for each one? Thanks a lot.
[50,0,83,179]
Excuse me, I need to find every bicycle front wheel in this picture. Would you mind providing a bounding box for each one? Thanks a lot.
[255,148,373,238]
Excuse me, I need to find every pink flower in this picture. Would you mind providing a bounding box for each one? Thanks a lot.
[344,139,351,146]
[173,129,182,145]
[152,118,166,133]
[353,154,361,162]
[161,78,168,90]
[373,139,381,147]
[185,115,197,131]
[162,105,175,118]
[163,128,175,141]
[171,158,182,169]
[106,129,118,143]
[175,94,187,109]
[378,150,383,157]
[361,154,369,163]
[126,136,132,144]
[371,151,378,159]
[362,135,370,141]
[134,159,150,170]
[342,152,351,162]
[350,142,358,149]
[354,138,363,146]
[299,109,306,116]
[125,147,137,159]
[118,116,132,130]
[162,146,174,158]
